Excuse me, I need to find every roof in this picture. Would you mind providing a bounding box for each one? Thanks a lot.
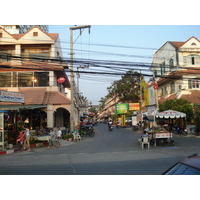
[0,26,59,41]
[159,90,200,105]
[0,88,71,108]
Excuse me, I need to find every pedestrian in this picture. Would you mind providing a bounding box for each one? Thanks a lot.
[16,130,25,147]
[47,128,56,149]
[56,127,62,148]
[23,126,31,151]
[140,130,149,142]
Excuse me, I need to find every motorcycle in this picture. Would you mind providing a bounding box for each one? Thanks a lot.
[79,124,95,137]
[116,122,120,129]
[108,124,113,131]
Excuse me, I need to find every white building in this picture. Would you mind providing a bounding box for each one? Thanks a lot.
[151,36,200,105]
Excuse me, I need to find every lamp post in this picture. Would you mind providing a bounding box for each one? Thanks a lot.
[69,25,91,131]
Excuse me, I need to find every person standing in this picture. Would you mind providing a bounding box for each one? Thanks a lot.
[56,127,62,148]
[23,126,31,151]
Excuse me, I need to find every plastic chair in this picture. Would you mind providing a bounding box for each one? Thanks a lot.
[140,137,150,149]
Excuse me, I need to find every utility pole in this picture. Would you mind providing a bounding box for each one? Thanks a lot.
[69,25,91,131]
[140,70,143,131]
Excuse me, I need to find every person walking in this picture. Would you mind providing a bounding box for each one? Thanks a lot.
[16,130,25,147]
[23,126,31,151]
[47,128,56,149]
[56,127,62,148]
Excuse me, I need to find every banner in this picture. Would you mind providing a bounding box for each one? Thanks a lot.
[116,103,129,114]
[129,103,140,111]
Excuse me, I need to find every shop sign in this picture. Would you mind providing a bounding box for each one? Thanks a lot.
[129,103,140,111]
[116,103,129,114]
[0,91,24,103]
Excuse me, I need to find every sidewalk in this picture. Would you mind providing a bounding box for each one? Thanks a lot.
[0,139,74,155]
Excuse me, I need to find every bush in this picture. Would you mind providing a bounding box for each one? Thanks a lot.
[63,134,73,139]
[29,137,37,144]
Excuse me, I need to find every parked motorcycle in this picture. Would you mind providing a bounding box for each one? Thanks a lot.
[79,124,95,137]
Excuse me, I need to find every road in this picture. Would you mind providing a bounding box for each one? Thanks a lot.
[0,123,200,175]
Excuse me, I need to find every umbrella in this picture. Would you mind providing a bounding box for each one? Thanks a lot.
[156,110,186,119]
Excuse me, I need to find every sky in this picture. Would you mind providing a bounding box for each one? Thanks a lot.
[48,25,200,105]
[4,1,200,105]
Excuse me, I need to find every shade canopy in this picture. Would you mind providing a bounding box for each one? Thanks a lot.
[156,110,186,119]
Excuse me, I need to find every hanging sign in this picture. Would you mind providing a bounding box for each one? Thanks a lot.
[57,77,66,84]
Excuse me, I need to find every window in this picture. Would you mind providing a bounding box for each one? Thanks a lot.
[191,43,196,46]
[162,87,167,96]
[0,49,15,62]
[18,72,33,87]
[188,80,200,89]
[169,59,174,71]
[192,57,195,65]
[21,48,49,62]
[0,71,49,87]
[0,72,11,87]
[33,72,49,87]
[33,32,38,36]
[0,33,2,37]
[170,82,175,94]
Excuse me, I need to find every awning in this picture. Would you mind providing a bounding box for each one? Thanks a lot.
[143,115,154,122]
[0,104,46,110]
[156,110,186,119]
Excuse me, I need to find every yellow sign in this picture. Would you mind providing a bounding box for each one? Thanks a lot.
[121,115,126,126]
[129,103,140,111]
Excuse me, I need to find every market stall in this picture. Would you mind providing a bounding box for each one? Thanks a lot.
[153,110,187,146]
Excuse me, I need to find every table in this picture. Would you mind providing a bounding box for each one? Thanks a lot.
[153,132,173,147]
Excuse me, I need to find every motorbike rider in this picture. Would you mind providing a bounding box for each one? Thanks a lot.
[108,120,113,130]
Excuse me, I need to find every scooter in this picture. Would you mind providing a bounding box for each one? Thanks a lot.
[109,125,113,131]
[116,122,120,129]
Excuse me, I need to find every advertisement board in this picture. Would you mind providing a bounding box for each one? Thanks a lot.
[0,91,24,103]
[116,103,129,114]
[129,103,140,111]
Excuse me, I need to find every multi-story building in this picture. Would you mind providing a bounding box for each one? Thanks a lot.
[151,36,200,106]
[0,26,79,145]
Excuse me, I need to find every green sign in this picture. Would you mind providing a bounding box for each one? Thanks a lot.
[116,103,129,114]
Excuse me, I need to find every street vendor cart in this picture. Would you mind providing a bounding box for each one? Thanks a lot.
[153,130,173,147]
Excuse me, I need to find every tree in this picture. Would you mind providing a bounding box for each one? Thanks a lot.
[107,70,140,103]
[159,98,194,122]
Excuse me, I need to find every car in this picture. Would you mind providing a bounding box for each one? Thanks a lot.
[162,153,200,175]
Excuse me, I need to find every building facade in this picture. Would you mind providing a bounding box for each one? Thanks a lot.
[0,26,80,145]
[151,36,200,106]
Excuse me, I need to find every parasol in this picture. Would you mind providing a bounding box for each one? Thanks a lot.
[156,110,186,119]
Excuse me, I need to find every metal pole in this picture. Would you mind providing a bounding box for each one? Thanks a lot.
[70,28,75,131]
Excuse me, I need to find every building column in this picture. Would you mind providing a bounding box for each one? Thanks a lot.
[12,44,21,65]
[47,105,54,128]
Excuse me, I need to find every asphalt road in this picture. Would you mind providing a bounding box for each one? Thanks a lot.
[0,123,200,175]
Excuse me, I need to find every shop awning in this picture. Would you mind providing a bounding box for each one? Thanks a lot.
[0,104,46,110]
[156,110,186,119]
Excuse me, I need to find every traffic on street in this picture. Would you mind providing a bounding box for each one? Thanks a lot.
[0,123,200,175]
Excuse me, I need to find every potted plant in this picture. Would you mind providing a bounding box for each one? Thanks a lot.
[63,134,73,141]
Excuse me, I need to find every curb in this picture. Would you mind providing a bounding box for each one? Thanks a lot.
[0,142,49,155]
